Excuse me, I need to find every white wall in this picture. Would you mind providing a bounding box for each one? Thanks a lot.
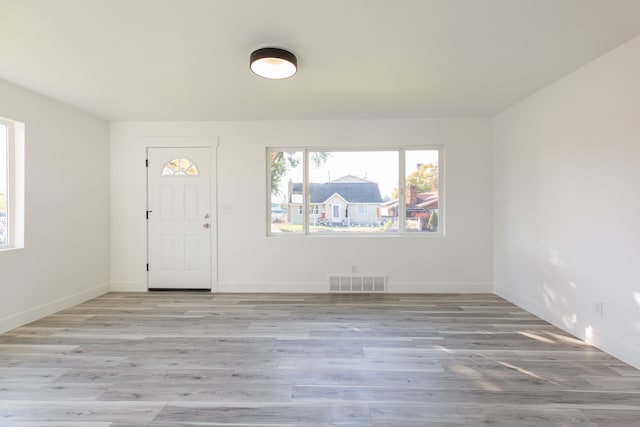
[0,79,110,333]
[494,35,640,369]
[111,119,493,293]
[3,34,638,369]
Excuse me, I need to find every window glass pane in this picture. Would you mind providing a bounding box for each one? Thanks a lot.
[306,151,398,234]
[403,149,439,233]
[0,124,8,246]
[270,151,303,234]
[162,158,199,176]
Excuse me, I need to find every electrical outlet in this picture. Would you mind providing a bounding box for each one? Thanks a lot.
[594,301,604,317]
[351,265,357,274]
[223,205,232,214]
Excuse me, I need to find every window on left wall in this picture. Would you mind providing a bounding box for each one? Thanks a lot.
[0,117,25,250]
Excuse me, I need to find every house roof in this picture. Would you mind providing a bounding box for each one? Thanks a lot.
[328,175,372,184]
[292,182,383,204]
[416,192,438,209]
[382,192,438,210]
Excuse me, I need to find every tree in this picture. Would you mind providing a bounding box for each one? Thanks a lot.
[427,211,438,231]
[270,151,331,196]
[391,163,438,198]
[407,163,438,193]
[271,152,300,196]
[310,151,330,168]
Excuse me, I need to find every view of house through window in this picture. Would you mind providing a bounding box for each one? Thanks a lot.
[0,122,9,246]
[269,148,441,235]
[0,117,24,249]
[305,151,397,233]
[403,150,439,233]
[270,151,303,233]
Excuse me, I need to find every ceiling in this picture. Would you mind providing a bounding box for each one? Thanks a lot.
[1,0,640,121]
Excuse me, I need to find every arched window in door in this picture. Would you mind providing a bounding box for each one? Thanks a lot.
[161,158,199,176]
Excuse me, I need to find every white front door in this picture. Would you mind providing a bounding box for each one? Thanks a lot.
[147,147,211,289]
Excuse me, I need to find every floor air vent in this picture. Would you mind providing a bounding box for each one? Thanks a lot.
[329,275,386,293]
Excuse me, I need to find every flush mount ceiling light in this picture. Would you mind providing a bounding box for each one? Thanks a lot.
[250,47,297,79]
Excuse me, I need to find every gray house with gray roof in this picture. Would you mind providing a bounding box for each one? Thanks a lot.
[288,175,383,226]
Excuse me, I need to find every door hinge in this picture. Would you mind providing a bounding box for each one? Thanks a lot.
[145,159,148,167]
[146,210,151,219]
[146,263,149,271]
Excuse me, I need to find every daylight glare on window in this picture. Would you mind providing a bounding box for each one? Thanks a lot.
[269,148,441,235]
[0,124,9,246]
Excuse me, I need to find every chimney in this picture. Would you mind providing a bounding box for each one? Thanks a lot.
[406,184,417,206]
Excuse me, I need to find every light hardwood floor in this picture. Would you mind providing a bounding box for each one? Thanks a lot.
[0,292,638,426]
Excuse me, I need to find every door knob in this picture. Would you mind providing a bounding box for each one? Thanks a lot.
[203,223,210,228]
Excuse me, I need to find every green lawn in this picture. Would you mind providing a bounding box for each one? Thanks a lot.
[271,223,303,233]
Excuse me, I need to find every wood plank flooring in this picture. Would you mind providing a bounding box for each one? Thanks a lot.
[0,292,638,426]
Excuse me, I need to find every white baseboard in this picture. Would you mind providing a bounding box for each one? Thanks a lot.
[495,286,640,371]
[587,325,640,371]
[217,282,325,293]
[0,282,110,334]
[217,281,492,294]
[389,282,492,293]
[494,285,580,333]
[110,281,147,292]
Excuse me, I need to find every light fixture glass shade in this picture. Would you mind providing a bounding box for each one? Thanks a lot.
[250,47,297,79]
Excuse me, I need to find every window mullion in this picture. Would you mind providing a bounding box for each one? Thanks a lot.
[398,149,406,233]
[303,149,309,235]
[266,148,273,236]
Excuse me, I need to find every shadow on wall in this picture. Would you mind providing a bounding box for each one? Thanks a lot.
[539,246,581,336]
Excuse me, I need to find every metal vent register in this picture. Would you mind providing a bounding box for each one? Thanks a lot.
[328,275,386,293]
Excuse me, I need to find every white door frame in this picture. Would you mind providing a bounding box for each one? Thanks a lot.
[144,137,218,292]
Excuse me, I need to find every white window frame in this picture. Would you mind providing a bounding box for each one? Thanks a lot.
[0,117,25,251]
[267,146,444,237]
